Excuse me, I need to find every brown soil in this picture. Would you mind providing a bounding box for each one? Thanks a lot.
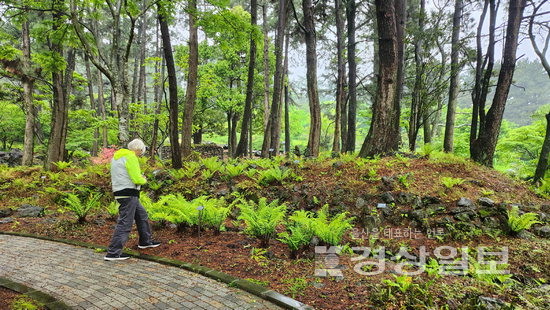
[0,287,19,310]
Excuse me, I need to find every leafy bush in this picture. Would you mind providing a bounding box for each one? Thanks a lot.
[311,205,354,246]
[53,161,72,171]
[440,176,465,189]
[11,296,42,310]
[257,167,296,185]
[195,196,230,233]
[417,143,435,157]
[238,198,287,247]
[507,205,541,234]
[224,163,247,178]
[278,224,313,259]
[383,274,413,293]
[105,201,119,219]
[202,156,223,173]
[469,259,514,288]
[63,192,102,223]
[144,194,230,233]
[534,178,550,198]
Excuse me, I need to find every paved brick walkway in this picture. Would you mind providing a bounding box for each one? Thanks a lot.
[0,235,282,309]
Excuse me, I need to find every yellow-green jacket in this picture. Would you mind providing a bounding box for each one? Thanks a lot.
[110,149,146,196]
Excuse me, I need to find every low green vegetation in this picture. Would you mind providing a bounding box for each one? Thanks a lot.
[507,205,542,234]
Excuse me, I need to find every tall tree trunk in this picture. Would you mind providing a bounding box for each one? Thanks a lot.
[262,2,271,133]
[303,0,321,157]
[408,0,425,151]
[534,113,550,184]
[470,0,496,153]
[443,0,463,153]
[284,30,291,155]
[332,0,346,154]
[149,20,163,158]
[47,47,75,170]
[84,55,99,156]
[344,0,356,153]
[532,112,550,183]
[181,0,199,158]
[262,0,287,157]
[158,3,182,168]
[471,0,526,167]
[393,0,406,149]
[97,70,108,147]
[21,17,35,166]
[359,0,399,157]
[235,0,258,157]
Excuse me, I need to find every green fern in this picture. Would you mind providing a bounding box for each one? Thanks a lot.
[63,192,101,223]
[257,167,295,185]
[441,176,465,189]
[202,156,223,173]
[312,205,354,246]
[105,201,119,218]
[224,163,247,178]
[53,161,72,170]
[238,198,287,247]
[507,205,541,234]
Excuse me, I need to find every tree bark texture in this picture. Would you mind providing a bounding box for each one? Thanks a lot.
[344,0,357,153]
[262,0,287,157]
[470,0,495,153]
[408,0,426,151]
[332,0,346,154]
[158,3,182,168]
[393,0,406,149]
[471,0,527,167]
[443,0,463,153]
[534,113,550,184]
[84,55,99,156]
[182,0,199,158]
[303,0,321,157]
[359,0,399,158]
[235,0,258,157]
[262,3,271,133]
[21,18,35,166]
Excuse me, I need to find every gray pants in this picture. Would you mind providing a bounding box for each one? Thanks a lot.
[107,196,152,256]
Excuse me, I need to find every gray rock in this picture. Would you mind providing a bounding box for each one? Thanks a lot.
[380,176,395,190]
[477,296,510,310]
[380,192,395,204]
[477,197,495,207]
[422,196,441,205]
[15,204,44,217]
[410,210,428,225]
[0,208,12,218]
[533,226,550,239]
[310,236,320,247]
[451,206,476,215]
[426,204,446,215]
[355,197,366,208]
[518,230,536,240]
[454,212,472,222]
[541,204,550,213]
[362,215,381,230]
[395,192,418,205]
[482,217,503,229]
[457,197,476,209]
[0,217,14,224]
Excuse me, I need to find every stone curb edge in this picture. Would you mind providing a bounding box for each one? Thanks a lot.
[0,277,72,309]
[0,231,313,310]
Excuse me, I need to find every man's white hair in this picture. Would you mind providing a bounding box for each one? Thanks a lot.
[128,138,146,154]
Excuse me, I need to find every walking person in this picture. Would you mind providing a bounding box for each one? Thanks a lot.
[104,138,160,261]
